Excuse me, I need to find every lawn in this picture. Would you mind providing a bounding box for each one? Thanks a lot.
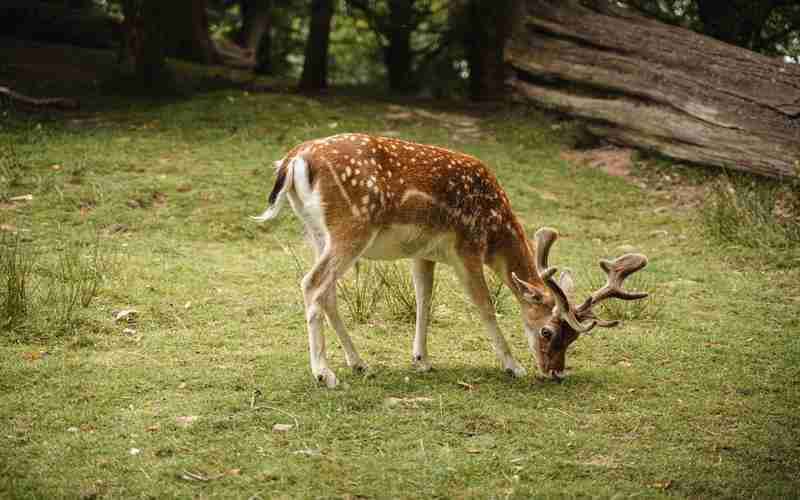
[1,43,799,499]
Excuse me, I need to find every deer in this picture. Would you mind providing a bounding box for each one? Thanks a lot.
[252,133,649,388]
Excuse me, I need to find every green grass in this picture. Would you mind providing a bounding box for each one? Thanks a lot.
[1,44,799,499]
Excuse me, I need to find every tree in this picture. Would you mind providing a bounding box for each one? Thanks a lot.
[445,0,516,100]
[300,0,335,90]
[120,0,170,85]
[345,0,427,92]
[238,0,273,73]
[507,0,800,178]
[166,0,219,64]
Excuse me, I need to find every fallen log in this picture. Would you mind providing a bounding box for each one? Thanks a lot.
[0,86,79,111]
[506,0,800,179]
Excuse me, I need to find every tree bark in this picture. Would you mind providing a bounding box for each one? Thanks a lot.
[506,0,800,179]
[239,0,273,73]
[120,0,170,85]
[385,0,415,92]
[299,0,334,90]
[164,0,218,65]
[464,0,515,101]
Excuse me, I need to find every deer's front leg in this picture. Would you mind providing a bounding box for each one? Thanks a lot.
[411,258,436,372]
[454,257,526,378]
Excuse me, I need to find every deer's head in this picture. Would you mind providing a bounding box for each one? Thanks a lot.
[512,228,649,381]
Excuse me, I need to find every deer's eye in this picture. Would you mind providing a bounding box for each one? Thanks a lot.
[540,328,553,340]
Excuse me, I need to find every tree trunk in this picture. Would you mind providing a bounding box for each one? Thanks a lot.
[385,0,415,92]
[506,0,800,179]
[299,0,334,90]
[120,0,170,85]
[464,0,515,101]
[239,0,273,73]
[165,0,218,64]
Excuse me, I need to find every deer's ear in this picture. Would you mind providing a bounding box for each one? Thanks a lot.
[558,269,576,298]
[511,272,545,305]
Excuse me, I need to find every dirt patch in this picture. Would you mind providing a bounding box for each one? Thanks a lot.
[561,146,709,211]
[384,104,486,142]
[561,146,634,179]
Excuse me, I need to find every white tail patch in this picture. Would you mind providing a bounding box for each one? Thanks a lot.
[250,157,307,222]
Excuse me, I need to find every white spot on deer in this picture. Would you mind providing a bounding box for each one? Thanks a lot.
[400,189,434,205]
[340,173,347,182]
[361,195,369,205]
[355,169,361,175]
[345,166,352,176]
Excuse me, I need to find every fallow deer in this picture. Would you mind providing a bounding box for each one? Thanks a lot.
[253,133,649,387]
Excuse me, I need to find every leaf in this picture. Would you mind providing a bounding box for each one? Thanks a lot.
[651,480,673,490]
[175,415,198,428]
[384,396,434,408]
[292,448,321,457]
[22,351,47,361]
[113,309,138,323]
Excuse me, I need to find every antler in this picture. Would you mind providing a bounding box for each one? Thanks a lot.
[576,253,649,326]
[534,228,597,334]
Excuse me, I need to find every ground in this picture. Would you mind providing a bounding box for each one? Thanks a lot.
[1,41,799,499]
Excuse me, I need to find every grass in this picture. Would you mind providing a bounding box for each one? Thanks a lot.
[1,41,800,499]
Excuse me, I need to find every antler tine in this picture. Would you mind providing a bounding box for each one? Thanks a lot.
[577,253,649,314]
[534,227,596,334]
[533,227,558,275]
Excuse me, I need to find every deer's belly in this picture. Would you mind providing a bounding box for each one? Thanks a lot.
[361,225,458,263]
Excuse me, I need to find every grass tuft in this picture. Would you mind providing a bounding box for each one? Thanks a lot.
[701,174,800,261]
[0,229,111,339]
[0,232,36,332]
[0,143,27,200]
[374,262,421,322]
[337,262,383,324]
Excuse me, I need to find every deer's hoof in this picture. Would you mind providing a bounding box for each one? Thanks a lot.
[351,362,369,374]
[505,364,527,379]
[413,354,432,372]
[315,368,338,388]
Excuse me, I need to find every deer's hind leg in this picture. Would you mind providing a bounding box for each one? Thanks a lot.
[301,223,375,388]
[307,230,367,373]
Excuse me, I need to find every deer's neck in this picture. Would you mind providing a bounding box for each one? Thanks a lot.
[490,220,543,297]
